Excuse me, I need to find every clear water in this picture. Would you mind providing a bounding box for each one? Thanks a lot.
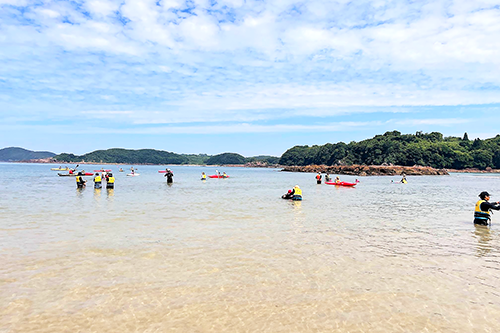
[1,163,500,332]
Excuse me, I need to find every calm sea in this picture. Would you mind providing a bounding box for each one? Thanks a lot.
[1,163,500,332]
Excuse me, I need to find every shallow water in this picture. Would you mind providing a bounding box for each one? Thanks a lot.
[1,163,500,332]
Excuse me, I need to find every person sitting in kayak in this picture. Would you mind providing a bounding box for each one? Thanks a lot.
[164,169,174,183]
[201,172,207,180]
[282,189,294,199]
[334,176,340,184]
[400,175,407,183]
[291,185,302,200]
[106,173,115,189]
[316,173,322,184]
[93,173,102,189]
[474,191,500,226]
[76,172,86,188]
[119,168,123,172]
[325,174,331,182]
[222,172,228,178]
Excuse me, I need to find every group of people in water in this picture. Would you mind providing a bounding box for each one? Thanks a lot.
[76,171,115,189]
[315,173,342,184]
[70,166,500,227]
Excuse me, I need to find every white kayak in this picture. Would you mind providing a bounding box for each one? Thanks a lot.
[126,173,140,176]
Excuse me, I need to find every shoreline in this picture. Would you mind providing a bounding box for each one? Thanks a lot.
[7,159,500,175]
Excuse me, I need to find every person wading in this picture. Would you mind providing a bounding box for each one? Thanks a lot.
[474,191,500,226]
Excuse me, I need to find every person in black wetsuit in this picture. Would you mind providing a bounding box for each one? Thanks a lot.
[474,191,500,226]
[282,190,293,199]
[164,169,174,183]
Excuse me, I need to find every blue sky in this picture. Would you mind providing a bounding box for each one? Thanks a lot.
[1,0,500,156]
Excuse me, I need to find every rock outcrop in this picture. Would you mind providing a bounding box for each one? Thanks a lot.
[281,164,449,176]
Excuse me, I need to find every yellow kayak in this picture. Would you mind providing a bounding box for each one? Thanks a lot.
[51,167,69,171]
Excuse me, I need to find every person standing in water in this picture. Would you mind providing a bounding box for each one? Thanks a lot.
[316,173,322,184]
[201,172,207,180]
[164,169,174,183]
[76,172,86,188]
[93,173,102,189]
[106,173,115,189]
[474,191,500,226]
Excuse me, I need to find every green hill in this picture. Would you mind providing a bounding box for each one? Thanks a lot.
[0,147,56,161]
[205,153,246,165]
[279,131,500,170]
[55,148,189,165]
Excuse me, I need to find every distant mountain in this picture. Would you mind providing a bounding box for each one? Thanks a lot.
[0,147,56,161]
[205,153,246,165]
[55,148,189,165]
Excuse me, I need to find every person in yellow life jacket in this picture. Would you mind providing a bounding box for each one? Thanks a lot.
[474,191,500,226]
[93,173,102,189]
[76,172,86,188]
[201,172,207,180]
[400,175,408,184]
[316,173,322,184]
[106,173,115,189]
[334,176,340,184]
[291,185,302,201]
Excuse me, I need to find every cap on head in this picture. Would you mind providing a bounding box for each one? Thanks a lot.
[295,185,300,188]
[288,190,292,193]
[479,191,491,199]
[95,173,99,175]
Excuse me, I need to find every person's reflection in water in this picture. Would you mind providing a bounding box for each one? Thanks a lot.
[76,187,85,198]
[474,224,493,257]
[94,188,101,200]
[106,188,114,201]
[292,200,302,210]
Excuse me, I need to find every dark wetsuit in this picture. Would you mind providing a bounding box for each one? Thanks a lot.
[165,171,174,183]
[474,201,500,225]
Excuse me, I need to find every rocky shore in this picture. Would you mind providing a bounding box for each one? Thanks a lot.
[281,164,449,176]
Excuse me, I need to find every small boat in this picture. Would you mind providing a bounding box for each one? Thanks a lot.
[51,167,69,171]
[208,175,229,178]
[58,172,93,177]
[127,173,140,177]
[94,169,111,172]
[325,181,357,187]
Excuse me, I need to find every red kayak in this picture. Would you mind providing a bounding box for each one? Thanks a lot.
[94,169,111,172]
[158,171,167,173]
[325,181,356,187]
[209,175,229,178]
[58,172,94,177]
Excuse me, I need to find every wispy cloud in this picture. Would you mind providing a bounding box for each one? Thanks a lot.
[1,0,500,153]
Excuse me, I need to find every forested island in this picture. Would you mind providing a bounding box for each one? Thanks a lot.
[54,149,279,166]
[3,131,500,172]
[279,131,500,170]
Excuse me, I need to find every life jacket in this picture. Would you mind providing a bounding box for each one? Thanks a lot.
[201,174,206,180]
[107,177,115,184]
[316,174,321,180]
[76,176,82,183]
[293,187,302,196]
[474,200,491,221]
[94,176,102,182]
[402,179,407,184]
